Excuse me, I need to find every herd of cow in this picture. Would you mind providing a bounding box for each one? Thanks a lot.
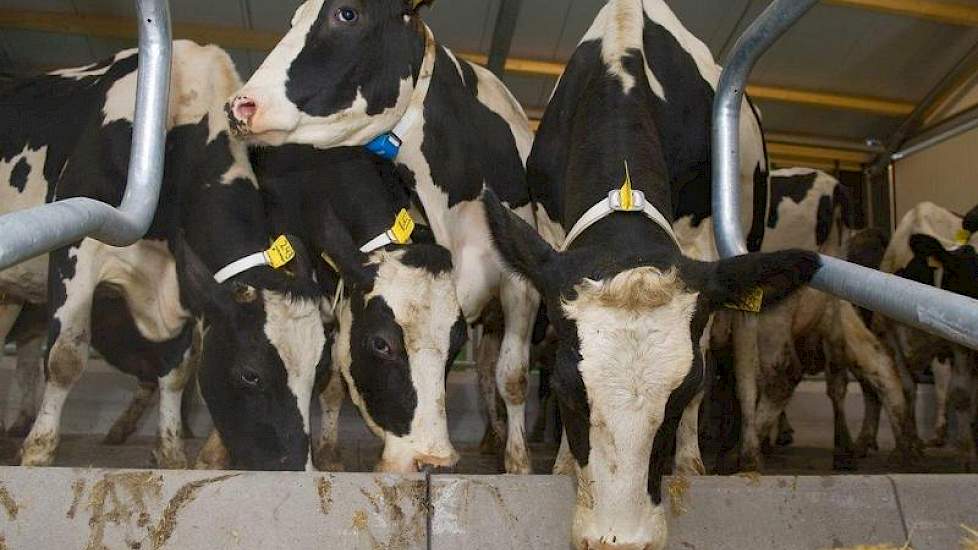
[0,0,976,548]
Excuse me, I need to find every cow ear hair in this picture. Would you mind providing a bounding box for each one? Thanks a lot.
[481,188,558,293]
[685,249,820,311]
[173,232,234,319]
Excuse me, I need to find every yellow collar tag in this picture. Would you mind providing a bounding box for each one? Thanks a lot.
[619,160,634,211]
[955,229,972,245]
[725,288,764,313]
[266,235,296,269]
[390,209,416,245]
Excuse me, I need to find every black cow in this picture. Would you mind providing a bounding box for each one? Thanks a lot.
[482,2,818,548]
[255,145,467,473]
[227,0,543,473]
[0,41,325,470]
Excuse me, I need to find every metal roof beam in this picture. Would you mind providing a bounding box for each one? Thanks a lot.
[825,0,978,27]
[486,0,523,77]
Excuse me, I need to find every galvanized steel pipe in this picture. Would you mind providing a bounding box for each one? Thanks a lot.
[712,0,978,350]
[0,0,172,270]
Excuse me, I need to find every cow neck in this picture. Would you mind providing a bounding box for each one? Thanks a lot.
[364,23,435,161]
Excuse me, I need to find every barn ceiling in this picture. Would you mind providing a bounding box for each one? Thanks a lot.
[2,0,978,169]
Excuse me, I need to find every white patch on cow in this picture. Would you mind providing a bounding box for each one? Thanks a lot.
[0,145,52,302]
[562,267,697,550]
[334,250,460,472]
[49,48,137,80]
[262,290,325,463]
[234,1,415,147]
[883,201,974,273]
[765,167,840,253]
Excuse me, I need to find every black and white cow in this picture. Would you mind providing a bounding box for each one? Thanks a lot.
[4,295,194,444]
[483,2,818,547]
[873,201,978,470]
[735,168,913,471]
[255,145,467,473]
[0,41,326,470]
[226,0,543,473]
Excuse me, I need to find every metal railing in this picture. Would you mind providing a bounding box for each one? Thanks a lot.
[0,0,172,270]
[712,0,978,350]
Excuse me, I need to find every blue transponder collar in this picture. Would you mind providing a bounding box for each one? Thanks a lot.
[365,133,402,160]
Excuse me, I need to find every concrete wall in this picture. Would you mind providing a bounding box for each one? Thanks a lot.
[892,76,978,224]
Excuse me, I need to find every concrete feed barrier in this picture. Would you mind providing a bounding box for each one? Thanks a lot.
[0,467,974,549]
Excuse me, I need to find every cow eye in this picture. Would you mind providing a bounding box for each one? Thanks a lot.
[240,370,261,387]
[370,336,393,358]
[334,7,359,23]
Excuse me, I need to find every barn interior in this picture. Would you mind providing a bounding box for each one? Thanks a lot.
[1,1,977,549]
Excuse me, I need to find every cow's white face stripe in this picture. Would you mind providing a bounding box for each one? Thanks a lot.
[563,267,697,550]
[262,291,325,451]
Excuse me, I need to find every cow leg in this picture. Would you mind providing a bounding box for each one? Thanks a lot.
[851,376,881,457]
[0,302,24,434]
[22,249,96,467]
[775,411,794,447]
[834,302,915,466]
[884,329,919,443]
[495,277,538,474]
[947,346,977,472]
[153,345,196,469]
[732,312,762,471]
[553,430,575,476]
[825,355,856,470]
[9,332,42,437]
[930,357,952,447]
[313,366,346,472]
[675,389,705,475]
[194,429,230,470]
[474,305,506,457]
[103,381,157,445]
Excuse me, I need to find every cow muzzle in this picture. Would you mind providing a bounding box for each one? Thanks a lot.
[226,96,257,138]
[375,435,459,474]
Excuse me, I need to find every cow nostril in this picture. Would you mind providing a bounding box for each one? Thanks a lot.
[232,97,258,122]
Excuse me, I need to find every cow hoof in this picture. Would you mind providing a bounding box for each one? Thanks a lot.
[479,428,503,456]
[760,438,775,456]
[928,426,947,448]
[775,430,794,448]
[153,447,189,470]
[504,450,533,475]
[102,426,131,446]
[738,453,762,473]
[7,416,35,438]
[19,447,55,467]
[832,453,857,471]
[852,437,876,458]
[313,448,345,472]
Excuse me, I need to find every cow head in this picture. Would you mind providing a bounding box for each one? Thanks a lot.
[319,214,464,473]
[175,235,326,471]
[226,0,433,147]
[483,191,818,550]
[909,233,978,299]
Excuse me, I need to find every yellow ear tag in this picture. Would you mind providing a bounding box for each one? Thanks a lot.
[725,288,764,313]
[390,209,416,245]
[927,257,943,269]
[619,160,634,211]
[955,229,972,245]
[266,235,296,269]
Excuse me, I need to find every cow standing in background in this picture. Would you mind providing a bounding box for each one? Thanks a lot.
[734,168,913,471]
[226,0,542,473]
[483,1,818,547]
[0,41,326,470]
[255,145,468,473]
[870,202,978,470]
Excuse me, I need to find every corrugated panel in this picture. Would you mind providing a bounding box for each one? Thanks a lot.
[1,29,93,70]
[245,0,301,33]
[755,99,900,142]
[509,0,574,59]
[424,0,500,54]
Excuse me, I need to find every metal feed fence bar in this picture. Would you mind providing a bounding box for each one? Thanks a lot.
[0,0,172,270]
[712,0,978,350]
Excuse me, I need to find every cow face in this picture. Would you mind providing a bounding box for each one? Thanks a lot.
[322,220,464,472]
[227,0,430,147]
[909,233,978,299]
[483,191,818,550]
[176,236,326,471]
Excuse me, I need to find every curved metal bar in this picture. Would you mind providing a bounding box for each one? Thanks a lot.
[0,0,172,270]
[712,0,978,350]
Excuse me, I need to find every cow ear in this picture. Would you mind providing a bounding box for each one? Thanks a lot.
[687,250,820,310]
[909,233,949,264]
[283,234,315,281]
[482,188,558,293]
[174,233,233,318]
[314,205,373,291]
[963,206,978,235]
